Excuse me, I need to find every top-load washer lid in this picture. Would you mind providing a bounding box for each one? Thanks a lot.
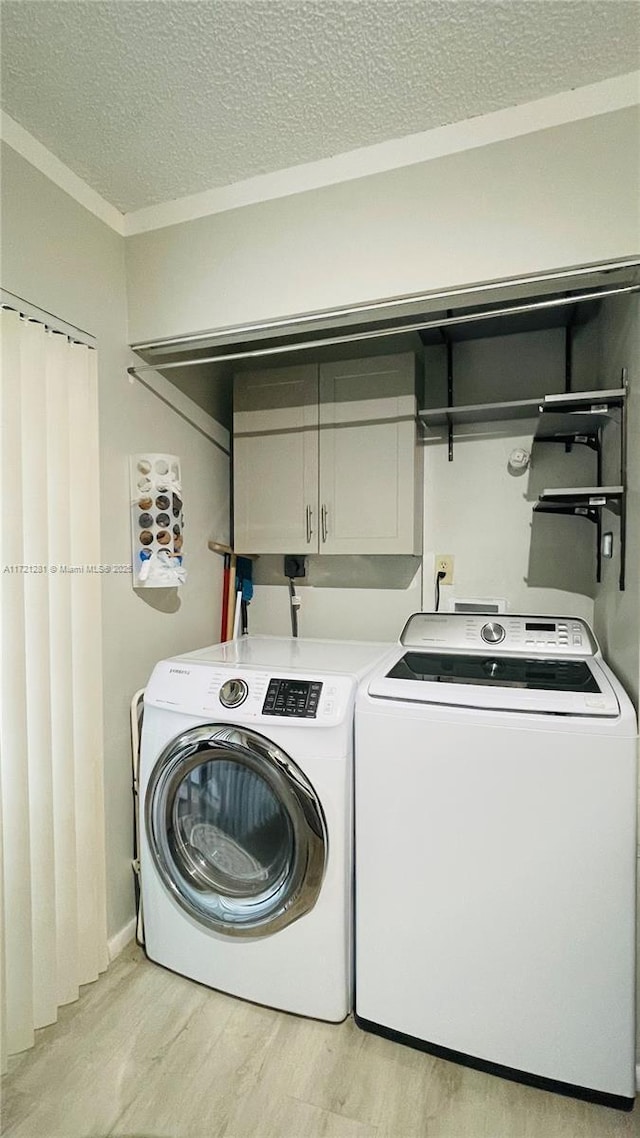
[367,614,620,717]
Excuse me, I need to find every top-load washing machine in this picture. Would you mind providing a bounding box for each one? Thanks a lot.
[355,613,638,1110]
[139,634,390,1022]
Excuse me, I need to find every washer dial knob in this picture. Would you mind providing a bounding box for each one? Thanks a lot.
[481,622,505,644]
[219,678,248,708]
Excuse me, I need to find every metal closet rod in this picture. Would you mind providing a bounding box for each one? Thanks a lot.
[131,258,640,352]
[127,284,640,376]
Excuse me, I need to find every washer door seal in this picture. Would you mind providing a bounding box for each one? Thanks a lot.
[145,723,327,938]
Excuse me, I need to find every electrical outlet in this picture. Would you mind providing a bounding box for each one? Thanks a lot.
[436,554,454,586]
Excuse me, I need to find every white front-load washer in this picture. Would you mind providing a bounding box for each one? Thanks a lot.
[140,635,390,1022]
[355,613,638,1110]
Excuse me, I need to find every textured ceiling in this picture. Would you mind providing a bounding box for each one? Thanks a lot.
[1,1,639,214]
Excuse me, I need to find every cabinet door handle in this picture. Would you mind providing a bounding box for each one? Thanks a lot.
[321,504,328,543]
[306,505,313,544]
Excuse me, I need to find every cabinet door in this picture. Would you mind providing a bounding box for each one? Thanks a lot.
[319,355,418,555]
[233,366,318,554]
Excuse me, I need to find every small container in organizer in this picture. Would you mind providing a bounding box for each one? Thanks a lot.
[130,454,186,587]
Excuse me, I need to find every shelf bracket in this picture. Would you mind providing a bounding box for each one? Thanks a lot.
[564,304,577,394]
[439,317,454,461]
[536,433,599,452]
[534,503,600,524]
[564,307,576,451]
[619,367,628,591]
[592,427,596,582]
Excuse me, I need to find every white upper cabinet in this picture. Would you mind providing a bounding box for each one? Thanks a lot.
[233,353,419,555]
[233,365,318,554]
[318,355,419,554]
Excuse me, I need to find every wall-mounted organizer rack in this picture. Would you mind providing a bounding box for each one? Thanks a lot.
[532,384,627,590]
[130,453,185,588]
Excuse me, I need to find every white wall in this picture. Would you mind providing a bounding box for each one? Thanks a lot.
[422,324,600,622]
[248,556,422,643]
[593,294,640,705]
[242,410,598,634]
[1,143,230,941]
[423,426,597,623]
[591,294,640,1056]
[126,108,640,343]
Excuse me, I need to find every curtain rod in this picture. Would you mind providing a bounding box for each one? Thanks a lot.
[1,289,97,348]
[128,284,640,376]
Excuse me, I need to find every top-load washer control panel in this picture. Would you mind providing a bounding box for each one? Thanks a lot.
[400,613,597,656]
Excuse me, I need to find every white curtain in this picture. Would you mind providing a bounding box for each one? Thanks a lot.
[0,308,108,1070]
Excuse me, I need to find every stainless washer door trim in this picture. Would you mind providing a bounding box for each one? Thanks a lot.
[145,723,327,938]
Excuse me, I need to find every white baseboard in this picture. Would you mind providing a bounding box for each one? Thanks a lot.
[107,918,137,962]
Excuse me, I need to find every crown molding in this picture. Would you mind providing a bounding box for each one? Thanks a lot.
[1,110,126,235]
[124,72,640,236]
[3,71,638,240]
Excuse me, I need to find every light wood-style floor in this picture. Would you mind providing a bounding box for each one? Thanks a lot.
[2,942,639,1138]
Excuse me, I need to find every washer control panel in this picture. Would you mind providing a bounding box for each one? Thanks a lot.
[262,678,323,718]
[145,661,353,724]
[401,613,597,656]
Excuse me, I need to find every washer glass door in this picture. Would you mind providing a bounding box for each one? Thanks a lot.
[146,724,326,937]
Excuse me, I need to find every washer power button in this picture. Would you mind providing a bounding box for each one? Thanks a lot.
[481,622,506,644]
